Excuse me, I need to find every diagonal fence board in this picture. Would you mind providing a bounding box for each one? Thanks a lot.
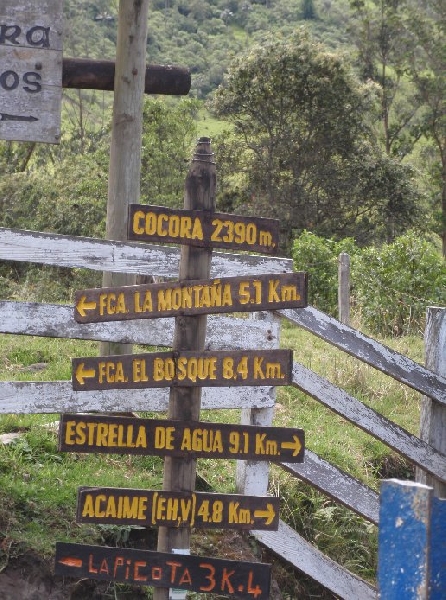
[0,227,292,277]
[0,381,275,414]
[280,449,380,525]
[292,361,446,482]
[0,301,279,350]
[281,306,446,405]
[253,520,376,600]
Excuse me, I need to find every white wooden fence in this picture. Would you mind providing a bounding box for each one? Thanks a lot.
[1,225,445,599]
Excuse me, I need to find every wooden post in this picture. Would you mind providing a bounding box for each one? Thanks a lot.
[338,252,350,326]
[154,138,216,600]
[378,479,432,600]
[99,0,149,357]
[235,312,278,497]
[417,307,446,496]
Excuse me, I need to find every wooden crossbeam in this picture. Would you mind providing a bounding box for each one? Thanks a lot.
[62,57,191,96]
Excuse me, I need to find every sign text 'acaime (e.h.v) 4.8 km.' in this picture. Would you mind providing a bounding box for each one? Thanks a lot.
[76,487,280,530]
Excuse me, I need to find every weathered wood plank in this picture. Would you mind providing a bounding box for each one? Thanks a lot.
[280,307,446,405]
[0,0,63,143]
[0,301,280,350]
[280,449,379,524]
[0,381,275,414]
[292,361,446,482]
[253,520,376,600]
[0,228,292,277]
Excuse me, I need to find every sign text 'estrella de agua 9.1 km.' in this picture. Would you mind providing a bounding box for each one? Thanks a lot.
[55,542,271,600]
[58,414,305,463]
[128,204,280,254]
[71,349,292,391]
[76,487,280,530]
[74,273,307,324]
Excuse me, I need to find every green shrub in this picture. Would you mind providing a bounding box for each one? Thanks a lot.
[353,232,446,336]
[292,231,357,315]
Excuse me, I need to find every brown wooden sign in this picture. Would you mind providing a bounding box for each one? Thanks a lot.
[55,542,271,599]
[128,205,280,254]
[74,273,307,323]
[58,414,305,463]
[72,349,292,391]
[77,487,280,530]
[0,0,63,143]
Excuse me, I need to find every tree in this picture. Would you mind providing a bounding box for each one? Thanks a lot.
[349,0,423,158]
[405,0,446,256]
[211,31,423,251]
[140,98,200,207]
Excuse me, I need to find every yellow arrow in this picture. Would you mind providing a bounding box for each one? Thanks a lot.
[281,435,302,456]
[58,556,83,568]
[76,295,97,317]
[254,503,276,525]
[75,363,96,385]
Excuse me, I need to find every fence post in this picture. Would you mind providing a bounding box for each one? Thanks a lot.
[378,479,432,599]
[417,307,446,496]
[99,0,149,357]
[235,312,278,496]
[338,252,350,325]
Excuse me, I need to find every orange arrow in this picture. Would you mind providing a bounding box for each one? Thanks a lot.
[58,556,83,568]
[281,435,302,456]
[254,503,276,525]
[76,295,97,317]
[75,363,96,385]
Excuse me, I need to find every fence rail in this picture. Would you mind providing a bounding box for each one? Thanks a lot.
[0,226,445,598]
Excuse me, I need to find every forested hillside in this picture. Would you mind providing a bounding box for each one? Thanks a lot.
[0,0,445,303]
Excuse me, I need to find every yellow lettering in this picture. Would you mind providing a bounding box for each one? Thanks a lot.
[157,289,172,311]
[268,279,280,303]
[181,428,192,451]
[75,421,87,445]
[65,420,77,445]
[133,359,149,383]
[179,216,192,238]
[157,213,168,236]
[191,217,204,240]
[138,497,147,520]
[135,425,147,448]
[105,495,116,518]
[122,497,138,519]
[222,284,232,306]
[96,423,108,446]
[132,210,145,235]
[81,494,95,517]
[108,424,118,446]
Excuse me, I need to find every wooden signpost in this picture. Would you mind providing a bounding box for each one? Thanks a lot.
[56,138,308,599]
[128,205,280,254]
[77,487,280,530]
[72,349,293,390]
[0,0,63,143]
[74,273,308,323]
[58,414,305,463]
[55,542,271,599]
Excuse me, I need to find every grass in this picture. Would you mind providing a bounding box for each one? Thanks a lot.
[0,320,424,596]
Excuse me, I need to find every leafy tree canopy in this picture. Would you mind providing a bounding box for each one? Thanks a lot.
[211,30,425,251]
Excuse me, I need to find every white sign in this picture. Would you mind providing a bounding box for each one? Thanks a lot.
[0,0,63,144]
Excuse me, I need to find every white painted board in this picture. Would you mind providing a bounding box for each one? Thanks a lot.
[0,0,63,143]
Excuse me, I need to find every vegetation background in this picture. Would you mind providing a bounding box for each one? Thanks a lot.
[0,0,445,598]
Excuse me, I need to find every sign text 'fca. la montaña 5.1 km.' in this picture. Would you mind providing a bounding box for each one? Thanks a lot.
[72,349,292,391]
[58,414,305,463]
[55,542,272,600]
[76,487,280,530]
[128,204,280,254]
[74,273,307,324]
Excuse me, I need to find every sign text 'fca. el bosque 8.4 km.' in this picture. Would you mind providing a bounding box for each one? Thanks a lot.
[76,487,280,530]
[72,349,292,391]
[74,273,307,324]
[58,414,305,463]
[55,542,271,600]
[128,205,280,254]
